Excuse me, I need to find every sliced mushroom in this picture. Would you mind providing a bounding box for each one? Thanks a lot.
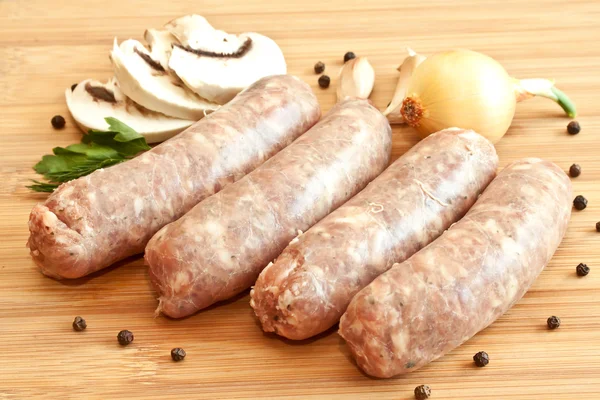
[110,38,218,120]
[164,15,215,48]
[66,77,194,143]
[143,28,177,69]
[165,15,286,104]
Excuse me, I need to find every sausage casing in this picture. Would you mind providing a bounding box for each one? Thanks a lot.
[250,129,498,339]
[146,99,392,318]
[28,75,320,279]
[339,158,572,378]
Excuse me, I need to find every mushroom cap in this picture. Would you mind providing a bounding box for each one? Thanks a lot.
[66,77,194,143]
[111,38,218,120]
[166,15,287,104]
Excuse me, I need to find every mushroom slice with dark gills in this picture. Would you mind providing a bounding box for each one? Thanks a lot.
[166,14,286,104]
[111,38,218,121]
[65,77,193,143]
[143,28,177,69]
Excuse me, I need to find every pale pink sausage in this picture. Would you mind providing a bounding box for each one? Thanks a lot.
[145,99,392,318]
[28,75,320,279]
[250,129,498,339]
[339,158,572,378]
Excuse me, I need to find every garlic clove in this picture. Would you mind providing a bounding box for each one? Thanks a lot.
[336,57,375,102]
[383,48,427,124]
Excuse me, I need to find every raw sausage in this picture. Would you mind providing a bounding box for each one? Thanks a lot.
[250,129,498,339]
[339,158,572,378]
[340,158,572,378]
[29,75,319,279]
[145,99,392,318]
[28,75,320,279]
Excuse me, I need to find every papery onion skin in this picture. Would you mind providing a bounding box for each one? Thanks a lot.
[401,49,516,143]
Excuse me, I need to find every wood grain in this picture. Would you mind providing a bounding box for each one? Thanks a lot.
[1,0,599,398]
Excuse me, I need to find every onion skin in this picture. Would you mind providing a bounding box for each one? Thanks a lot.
[401,50,517,143]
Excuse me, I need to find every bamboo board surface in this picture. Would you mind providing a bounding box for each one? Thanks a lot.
[1,0,599,398]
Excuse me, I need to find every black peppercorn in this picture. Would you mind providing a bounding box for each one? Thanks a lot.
[343,51,356,63]
[473,351,489,367]
[117,330,134,345]
[547,316,561,329]
[72,316,87,331]
[314,61,325,74]
[51,115,66,129]
[414,385,431,399]
[171,347,186,361]
[596,221,600,232]
[576,263,590,277]
[318,75,330,89]
[573,195,587,210]
[71,83,77,92]
[569,164,581,178]
[567,121,581,135]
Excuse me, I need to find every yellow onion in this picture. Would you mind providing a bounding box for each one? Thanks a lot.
[398,49,576,143]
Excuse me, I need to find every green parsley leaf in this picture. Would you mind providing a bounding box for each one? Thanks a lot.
[34,152,89,175]
[105,117,144,142]
[26,180,60,193]
[42,158,124,183]
[64,143,121,160]
[83,131,150,156]
[29,117,150,193]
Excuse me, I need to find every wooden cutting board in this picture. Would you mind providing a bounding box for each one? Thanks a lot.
[1,0,599,398]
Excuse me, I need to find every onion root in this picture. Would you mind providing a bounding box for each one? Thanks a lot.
[400,96,424,127]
